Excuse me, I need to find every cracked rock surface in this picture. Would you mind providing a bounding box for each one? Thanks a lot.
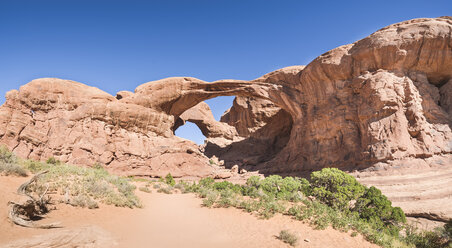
[1,17,452,219]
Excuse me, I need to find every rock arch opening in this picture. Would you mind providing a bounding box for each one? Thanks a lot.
[173,96,235,145]
[174,94,294,171]
[174,121,206,145]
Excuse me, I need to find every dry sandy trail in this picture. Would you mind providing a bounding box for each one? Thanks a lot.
[0,176,378,248]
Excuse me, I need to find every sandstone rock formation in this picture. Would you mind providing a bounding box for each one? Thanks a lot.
[0,17,452,219]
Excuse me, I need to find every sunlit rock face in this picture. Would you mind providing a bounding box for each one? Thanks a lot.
[1,17,452,178]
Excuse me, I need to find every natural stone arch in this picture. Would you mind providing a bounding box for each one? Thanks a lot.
[124,76,300,120]
[1,17,452,176]
[119,68,305,172]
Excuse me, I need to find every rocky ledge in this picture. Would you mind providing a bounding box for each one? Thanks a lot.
[1,17,451,220]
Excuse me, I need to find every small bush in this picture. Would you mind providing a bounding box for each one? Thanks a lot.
[354,186,406,228]
[403,225,451,248]
[202,191,218,207]
[278,230,298,247]
[46,157,61,165]
[157,186,173,194]
[259,200,286,219]
[0,146,27,177]
[0,162,28,176]
[310,168,365,210]
[0,145,17,164]
[199,177,215,187]
[165,173,176,186]
[239,199,261,213]
[93,163,103,170]
[139,186,152,193]
[174,181,190,193]
[445,219,452,238]
[213,181,243,194]
[243,175,310,201]
[71,194,99,209]
[24,161,141,208]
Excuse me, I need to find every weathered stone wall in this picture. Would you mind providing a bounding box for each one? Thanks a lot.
[1,17,452,177]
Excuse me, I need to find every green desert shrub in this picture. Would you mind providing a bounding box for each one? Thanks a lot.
[354,186,406,229]
[278,230,298,247]
[403,225,451,248]
[24,161,141,208]
[46,156,61,165]
[0,162,27,176]
[239,199,261,213]
[187,168,435,248]
[139,186,152,193]
[243,175,310,201]
[202,190,218,207]
[165,173,176,186]
[174,181,189,193]
[258,200,286,219]
[0,145,18,164]
[213,181,243,194]
[71,194,99,209]
[198,177,215,187]
[157,186,174,194]
[0,145,27,176]
[310,168,365,210]
[445,219,452,238]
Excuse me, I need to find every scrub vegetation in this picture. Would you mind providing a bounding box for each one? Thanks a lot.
[1,145,141,209]
[166,169,452,248]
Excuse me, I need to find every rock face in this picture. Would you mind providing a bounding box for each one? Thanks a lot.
[1,17,452,173]
[1,16,452,219]
[1,17,452,176]
[0,78,212,178]
[204,96,293,168]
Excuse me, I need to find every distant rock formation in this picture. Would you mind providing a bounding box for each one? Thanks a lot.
[2,17,452,176]
[2,16,452,220]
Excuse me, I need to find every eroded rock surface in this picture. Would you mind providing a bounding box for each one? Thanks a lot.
[1,17,452,219]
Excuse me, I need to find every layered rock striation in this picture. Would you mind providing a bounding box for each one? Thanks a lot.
[0,17,451,178]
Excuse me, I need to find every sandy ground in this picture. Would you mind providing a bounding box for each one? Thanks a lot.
[0,175,378,248]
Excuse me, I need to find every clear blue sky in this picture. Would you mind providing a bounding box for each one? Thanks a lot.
[1,0,451,144]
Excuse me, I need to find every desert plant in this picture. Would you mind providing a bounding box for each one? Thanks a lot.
[165,173,176,186]
[258,200,286,219]
[0,162,28,176]
[239,199,261,213]
[354,186,406,229]
[198,177,215,187]
[278,230,298,247]
[174,181,189,193]
[243,175,310,201]
[186,168,433,248]
[46,157,61,165]
[139,186,152,193]
[93,162,103,170]
[445,219,452,238]
[0,145,17,164]
[24,161,141,208]
[310,168,365,210]
[202,191,218,207]
[71,194,99,209]
[157,186,173,194]
[0,146,27,177]
[403,225,451,248]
